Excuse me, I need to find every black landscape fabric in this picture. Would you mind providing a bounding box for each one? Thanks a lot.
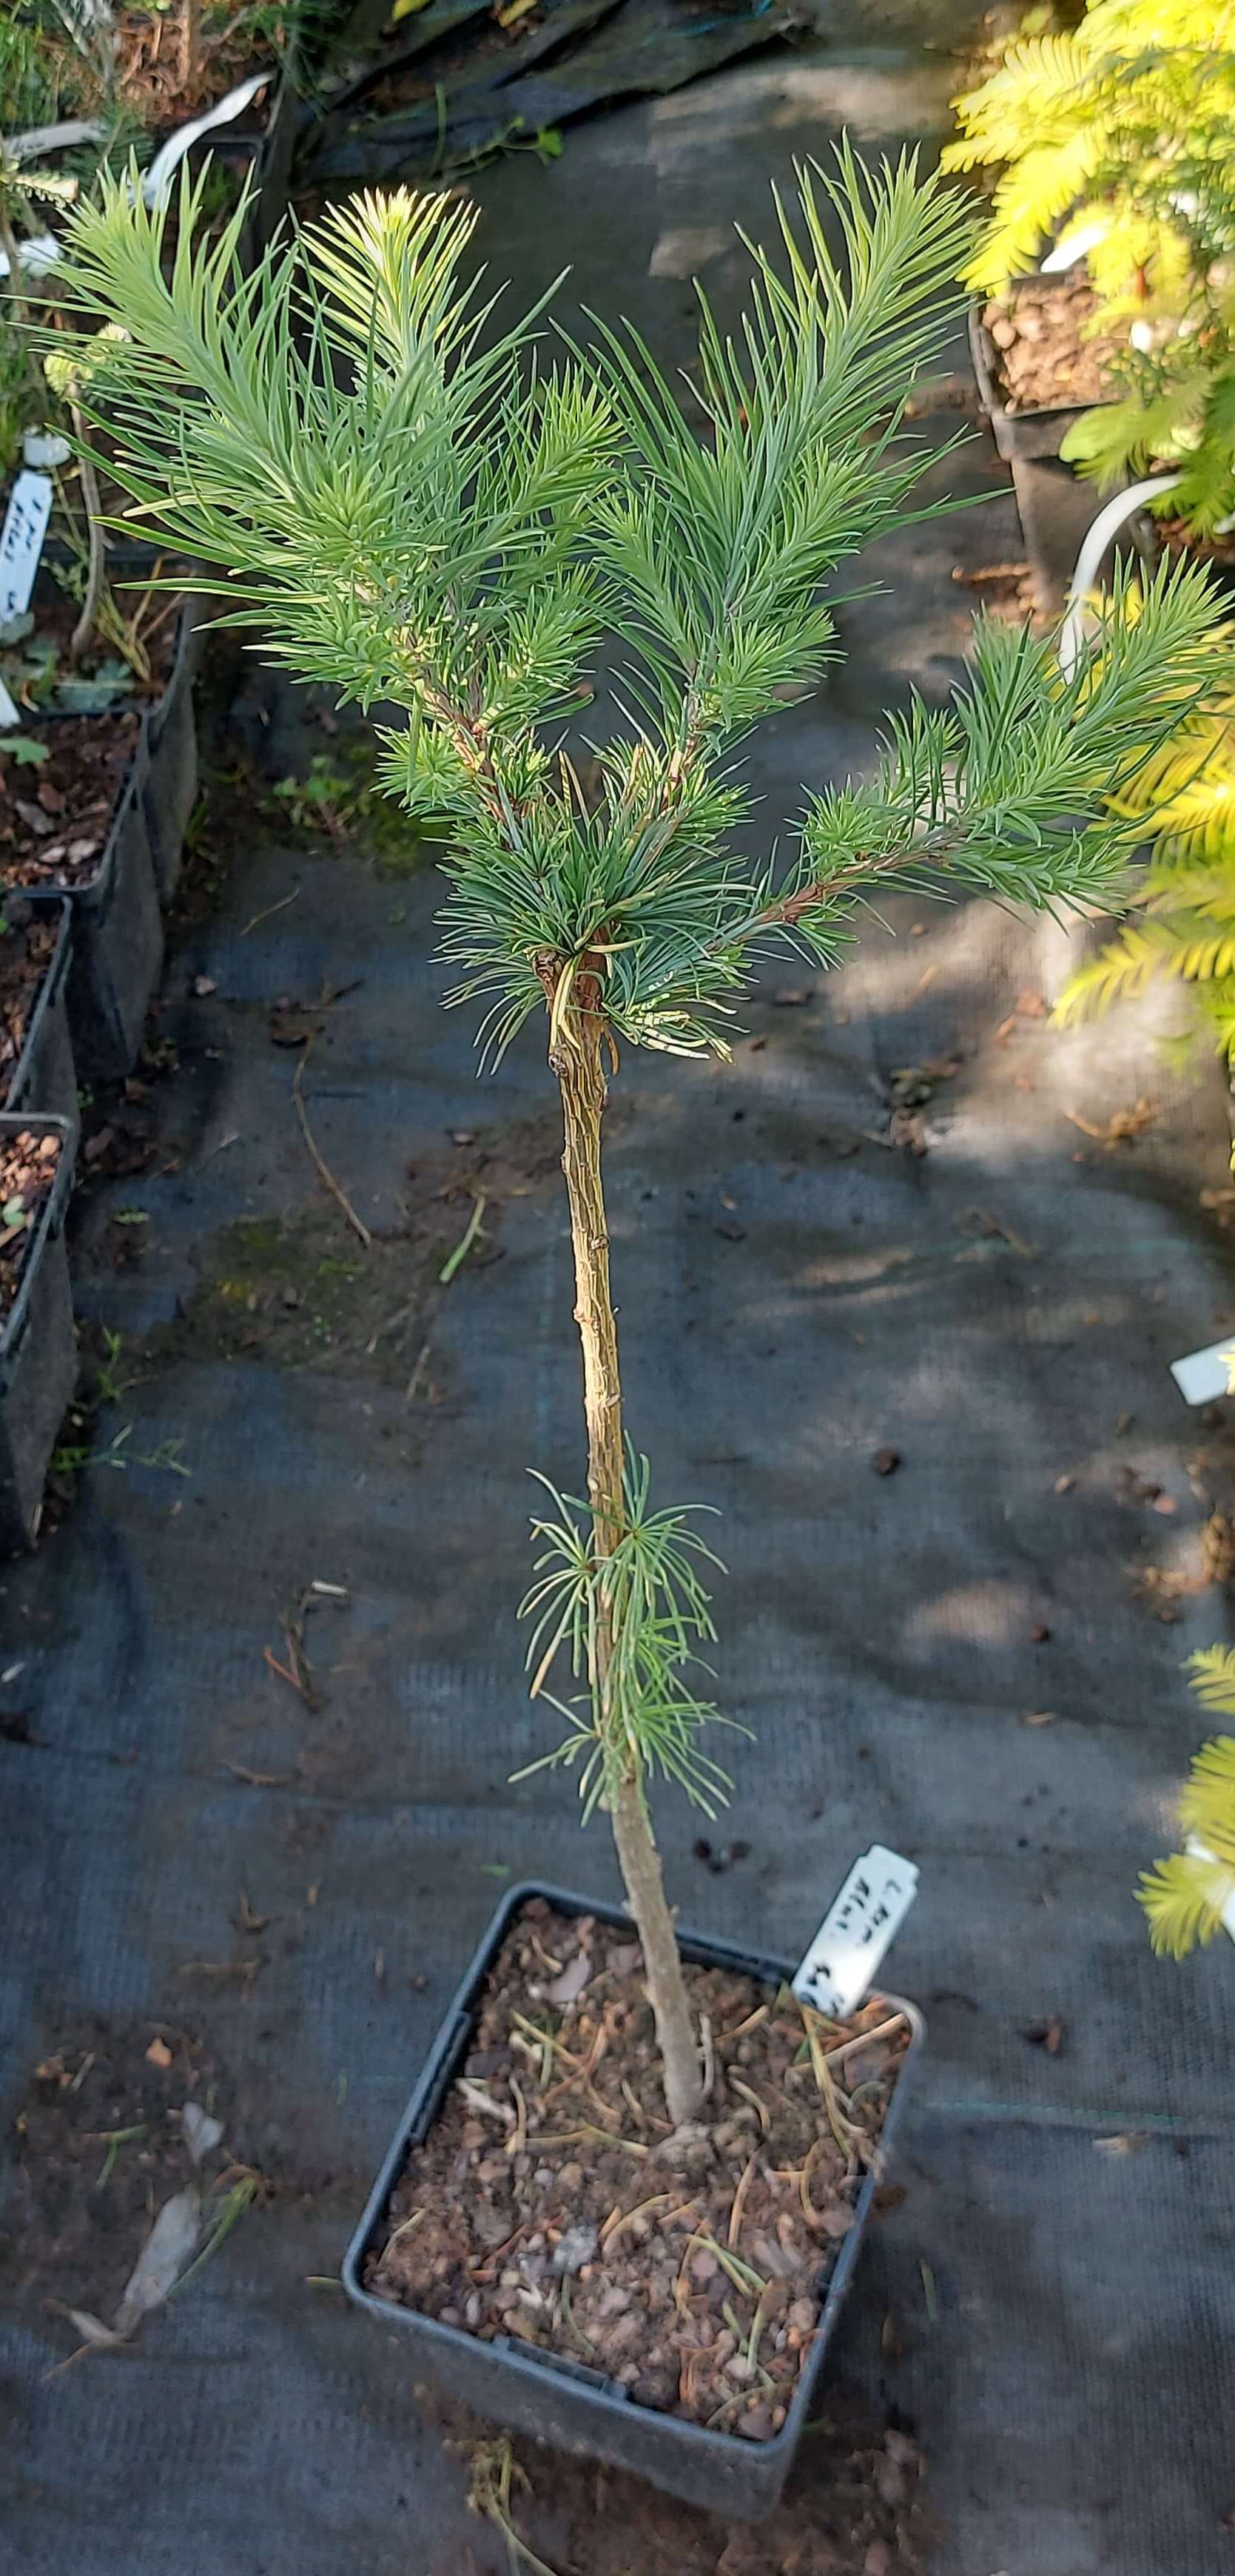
[3,32,1235,2576]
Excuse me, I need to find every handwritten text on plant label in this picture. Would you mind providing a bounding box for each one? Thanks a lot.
[793,1844,918,2019]
[0,471,53,625]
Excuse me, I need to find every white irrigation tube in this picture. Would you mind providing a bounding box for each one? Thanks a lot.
[140,70,273,207]
[1057,473,1181,679]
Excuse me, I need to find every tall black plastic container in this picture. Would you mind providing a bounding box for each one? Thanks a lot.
[0,1113,76,1552]
[24,724,164,1082]
[2,903,78,1135]
[967,300,1150,614]
[144,596,206,905]
[343,1880,923,2523]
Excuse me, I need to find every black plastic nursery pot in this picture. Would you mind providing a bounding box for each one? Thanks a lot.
[23,722,165,1083]
[967,300,1148,616]
[343,1880,924,2523]
[144,597,206,906]
[0,1113,76,1554]
[966,298,1090,469]
[233,70,301,269]
[2,902,78,1136]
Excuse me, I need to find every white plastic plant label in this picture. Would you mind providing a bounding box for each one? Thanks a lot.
[0,231,61,281]
[23,428,72,470]
[0,675,20,728]
[0,471,53,625]
[1169,1336,1235,1406]
[792,1844,919,2019]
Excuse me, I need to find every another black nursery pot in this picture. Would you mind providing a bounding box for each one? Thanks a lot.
[968,298,1150,615]
[0,1113,76,1552]
[343,1881,923,2524]
[2,900,78,1136]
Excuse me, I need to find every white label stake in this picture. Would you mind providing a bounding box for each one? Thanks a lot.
[1170,1335,1235,1406]
[793,1844,919,2020]
[0,471,53,626]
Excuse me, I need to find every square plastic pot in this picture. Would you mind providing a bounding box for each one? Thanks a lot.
[0,1113,76,1553]
[3,901,78,1137]
[967,298,1094,468]
[343,1878,923,2523]
[25,722,164,1082]
[967,302,1152,615]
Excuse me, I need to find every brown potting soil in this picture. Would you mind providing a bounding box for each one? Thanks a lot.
[1,587,184,890]
[431,2389,934,2575]
[0,909,59,1091]
[553,2406,931,2575]
[1,707,142,891]
[1157,516,1235,572]
[366,1899,910,2443]
[115,7,278,127]
[0,1127,61,1329]
[983,272,1121,414]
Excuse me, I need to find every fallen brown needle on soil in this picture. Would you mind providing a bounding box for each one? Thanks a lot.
[467,2438,564,2576]
[292,1037,372,1250]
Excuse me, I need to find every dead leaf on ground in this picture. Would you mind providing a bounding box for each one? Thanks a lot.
[181,2103,224,2165]
[955,1205,1037,1260]
[115,2186,201,2333]
[1065,1097,1157,1147]
[1021,2015,1066,2055]
[1136,1511,1235,1604]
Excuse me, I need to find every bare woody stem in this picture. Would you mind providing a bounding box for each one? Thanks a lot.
[67,397,106,666]
[553,997,706,2128]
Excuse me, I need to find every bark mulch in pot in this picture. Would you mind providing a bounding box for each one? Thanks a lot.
[0,1126,63,1324]
[1,590,184,890]
[1157,518,1235,573]
[983,272,1121,414]
[0,905,59,1090]
[366,1899,911,2444]
[1,709,144,891]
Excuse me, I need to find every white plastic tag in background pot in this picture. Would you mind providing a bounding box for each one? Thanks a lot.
[0,471,53,625]
[1170,1336,1235,1406]
[0,231,61,281]
[0,676,20,729]
[23,428,71,471]
[141,71,272,206]
[792,1844,919,2019]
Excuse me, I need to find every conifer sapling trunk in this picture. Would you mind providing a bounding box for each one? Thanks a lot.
[49,148,1234,2126]
[553,989,705,2122]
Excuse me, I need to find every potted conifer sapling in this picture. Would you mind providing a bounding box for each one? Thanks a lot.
[50,152,1231,2510]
